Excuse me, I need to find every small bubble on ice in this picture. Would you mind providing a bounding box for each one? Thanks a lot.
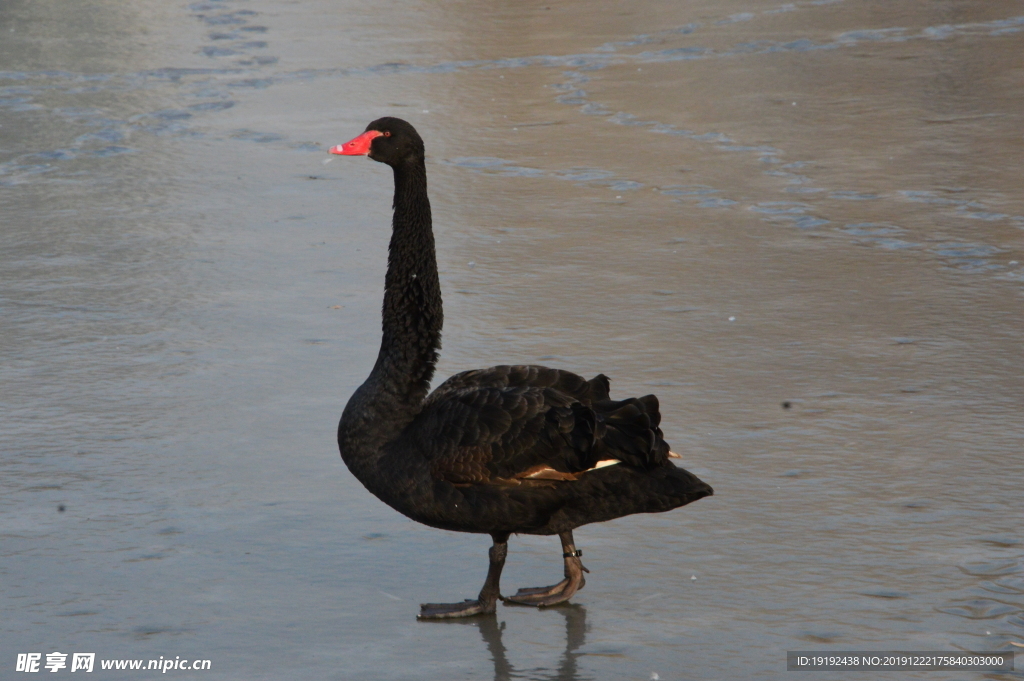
[691,575,697,580]
[650,674,660,681]
[728,316,736,321]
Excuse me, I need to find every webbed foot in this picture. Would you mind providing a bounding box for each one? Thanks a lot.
[418,598,496,619]
[504,537,588,608]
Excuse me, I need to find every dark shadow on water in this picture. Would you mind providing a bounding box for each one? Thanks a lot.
[428,605,590,681]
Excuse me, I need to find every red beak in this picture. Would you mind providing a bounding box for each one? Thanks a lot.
[329,130,382,156]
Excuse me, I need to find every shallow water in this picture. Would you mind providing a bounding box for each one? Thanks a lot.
[2,0,1022,679]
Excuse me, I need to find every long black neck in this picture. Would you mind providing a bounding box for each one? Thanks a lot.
[339,158,442,459]
[377,161,442,405]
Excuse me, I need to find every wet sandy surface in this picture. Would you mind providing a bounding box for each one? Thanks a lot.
[2,0,1023,679]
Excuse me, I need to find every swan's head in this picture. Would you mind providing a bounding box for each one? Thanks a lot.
[329,117,424,167]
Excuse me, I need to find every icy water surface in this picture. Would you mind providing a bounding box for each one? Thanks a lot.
[2,0,1023,679]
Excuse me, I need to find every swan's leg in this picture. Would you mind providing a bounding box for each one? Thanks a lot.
[418,532,509,619]
[504,531,588,607]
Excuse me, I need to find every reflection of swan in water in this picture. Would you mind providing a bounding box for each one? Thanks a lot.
[440,606,590,681]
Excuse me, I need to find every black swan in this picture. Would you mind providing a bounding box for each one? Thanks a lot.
[330,117,712,619]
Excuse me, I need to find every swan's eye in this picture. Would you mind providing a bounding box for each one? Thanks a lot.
[383,131,391,137]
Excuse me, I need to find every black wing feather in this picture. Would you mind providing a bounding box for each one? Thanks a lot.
[411,365,668,485]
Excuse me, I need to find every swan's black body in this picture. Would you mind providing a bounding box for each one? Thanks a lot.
[334,118,712,618]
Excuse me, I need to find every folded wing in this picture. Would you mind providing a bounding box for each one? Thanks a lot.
[412,365,673,486]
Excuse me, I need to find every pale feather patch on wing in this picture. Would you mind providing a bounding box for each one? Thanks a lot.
[519,464,579,481]
[592,458,621,469]
[517,458,622,481]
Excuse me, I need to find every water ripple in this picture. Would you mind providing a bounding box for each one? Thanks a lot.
[3,0,1021,289]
